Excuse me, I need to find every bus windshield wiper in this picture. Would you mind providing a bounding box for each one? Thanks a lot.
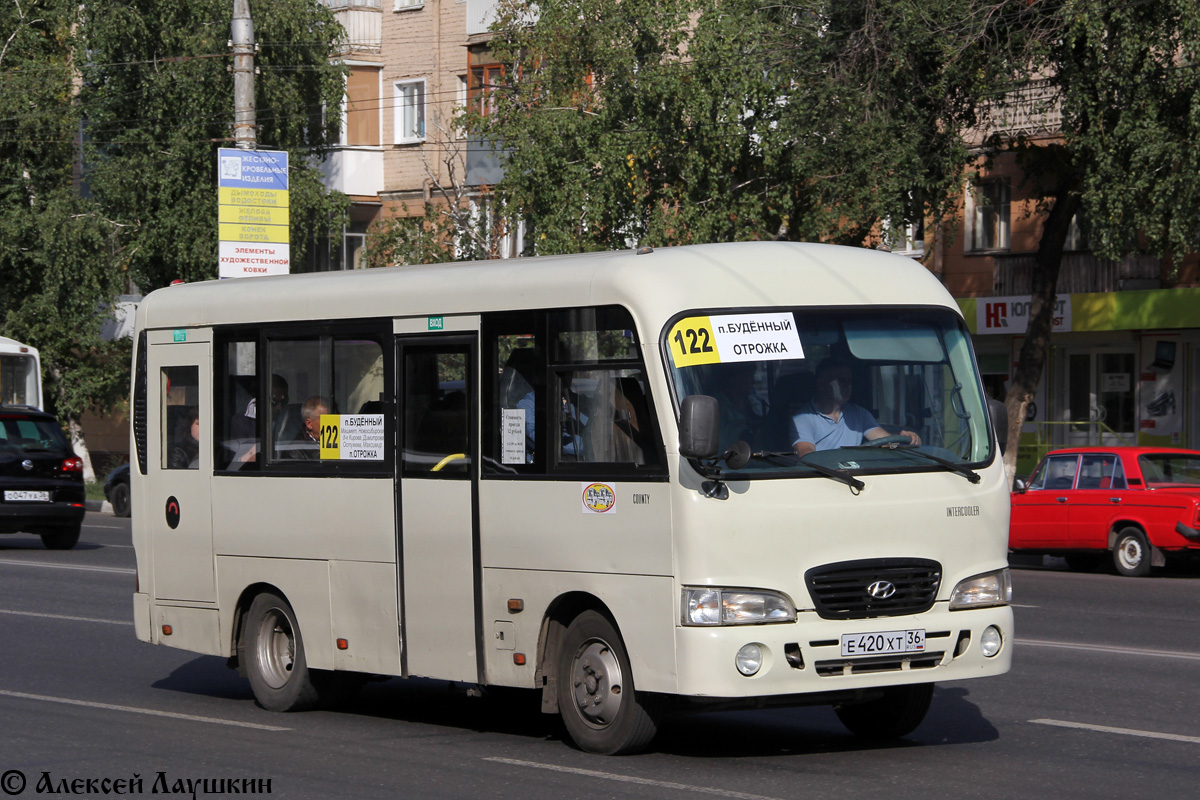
[750,450,866,492]
[844,444,980,483]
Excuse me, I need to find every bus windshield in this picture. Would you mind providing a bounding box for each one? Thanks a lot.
[665,306,992,476]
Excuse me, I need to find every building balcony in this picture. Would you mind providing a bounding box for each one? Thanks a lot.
[971,78,1062,144]
[320,2,382,54]
[319,147,385,198]
[992,252,1162,296]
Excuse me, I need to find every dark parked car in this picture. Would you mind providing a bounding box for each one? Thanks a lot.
[0,405,86,549]
[1010,446,1200,576]
[104,462,131,518]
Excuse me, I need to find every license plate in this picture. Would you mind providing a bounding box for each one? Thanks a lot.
[840,629,926,657]
[4,490,50,502]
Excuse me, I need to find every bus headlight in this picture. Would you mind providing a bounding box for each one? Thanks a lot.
[682,588,796,625]
[949,568,1012,610]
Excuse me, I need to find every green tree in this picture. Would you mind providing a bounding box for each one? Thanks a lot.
[1,0,130,478]
[79,0,349,290]
[479,0,1043,254]
[995,0,1200,474]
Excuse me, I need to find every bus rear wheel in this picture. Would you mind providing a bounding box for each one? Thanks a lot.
[556,610,658,755]
[243,591,322,712]
[834,683,934,740]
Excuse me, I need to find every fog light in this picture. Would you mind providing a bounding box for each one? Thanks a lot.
[735,643,763,676]
[980,626,1003,658]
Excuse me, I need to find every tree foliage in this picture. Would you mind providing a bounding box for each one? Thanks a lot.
[479,0,1043,254]
[1,0,129,431]
[80,0,349,289]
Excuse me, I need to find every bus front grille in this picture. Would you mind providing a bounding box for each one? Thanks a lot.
[814,651,946,677]
[804,558,941,620]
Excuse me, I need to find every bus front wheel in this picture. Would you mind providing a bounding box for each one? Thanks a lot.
[243,591,322,712]
[834,683,934,740]
[555,610,658,755]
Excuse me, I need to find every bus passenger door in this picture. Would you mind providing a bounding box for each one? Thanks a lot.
[147,337,215,602]
[396,336,479,682]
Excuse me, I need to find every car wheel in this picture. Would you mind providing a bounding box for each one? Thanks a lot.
[1112,527,1151,577]
[110,482,131,518]
[555,610,658,754]
[40,523,81,550]
[242,591,322,712]
[835,683,934,740]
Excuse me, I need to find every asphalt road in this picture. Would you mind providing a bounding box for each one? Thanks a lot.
[1,514,1198,799]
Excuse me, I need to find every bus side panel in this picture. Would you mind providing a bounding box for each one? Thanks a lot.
[211,477,395,563]
[329,560,401,675]
[154,605,222,655]
[478,481,673,575]
[216,556,334,667]
[481,569,678,693]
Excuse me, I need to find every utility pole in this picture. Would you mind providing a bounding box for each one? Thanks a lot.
[231,0,256,150]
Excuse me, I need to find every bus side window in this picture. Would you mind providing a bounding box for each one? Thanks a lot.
[161,366,199,470]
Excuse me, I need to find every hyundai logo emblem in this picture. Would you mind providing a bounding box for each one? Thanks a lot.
[21,459,33,471]
[866,580,897,600]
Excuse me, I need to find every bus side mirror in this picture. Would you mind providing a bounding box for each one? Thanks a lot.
[986,396,1008,456]
[679,395,720,459]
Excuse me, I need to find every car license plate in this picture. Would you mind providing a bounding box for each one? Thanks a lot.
[840,629,926,657]
[4,490,50,502]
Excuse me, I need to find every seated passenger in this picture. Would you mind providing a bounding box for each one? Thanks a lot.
[791,358,922,456]
[279,396,330,460]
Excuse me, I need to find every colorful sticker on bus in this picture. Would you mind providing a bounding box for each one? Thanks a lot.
[319,414,385,460]
[667,312,804,368]
[582,482,617,514]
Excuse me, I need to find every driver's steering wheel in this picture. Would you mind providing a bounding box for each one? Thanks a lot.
[863,433,914,448]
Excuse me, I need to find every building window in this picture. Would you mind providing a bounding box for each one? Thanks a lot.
[393,0,423,10]
[1065,210,1089,252]
[456,75,468,138]
[971,180,1010,251]
[394,80,426,143]
[882,218,925,256]
[471,64,504,118]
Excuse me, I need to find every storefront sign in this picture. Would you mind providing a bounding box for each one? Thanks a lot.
[977,295,1071,335]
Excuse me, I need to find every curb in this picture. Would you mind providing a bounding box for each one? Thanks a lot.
[85,500,114,514]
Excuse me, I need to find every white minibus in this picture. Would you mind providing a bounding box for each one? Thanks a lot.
[0,337,43,409]
[130,241,1012,754]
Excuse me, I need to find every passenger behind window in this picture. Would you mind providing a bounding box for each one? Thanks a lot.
[278,396,330,460]
[168,407,200,470]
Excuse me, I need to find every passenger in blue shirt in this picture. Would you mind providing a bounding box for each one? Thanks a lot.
[791,358,922,456]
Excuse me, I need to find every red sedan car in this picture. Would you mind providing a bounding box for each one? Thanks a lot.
[1010,447,1200,576]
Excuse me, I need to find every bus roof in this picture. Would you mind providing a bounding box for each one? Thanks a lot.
[0,336,39,355]
[137,242,958,334]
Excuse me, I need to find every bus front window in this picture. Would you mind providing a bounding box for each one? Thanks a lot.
[665,307,993,477]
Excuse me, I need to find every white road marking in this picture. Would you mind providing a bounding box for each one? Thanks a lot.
[0,608,132,626]
[0,689,289,731]
[1009,603,1039,608]
[0,559,134,575]
[1031,719,1200,745]
[1016,638,1200,661]
[484,758,784,800]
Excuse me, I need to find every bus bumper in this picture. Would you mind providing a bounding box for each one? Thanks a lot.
[672,603,1013,700]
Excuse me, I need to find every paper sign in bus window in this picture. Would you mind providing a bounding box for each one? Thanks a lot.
[502,409,526,464]
[668,313,803,367]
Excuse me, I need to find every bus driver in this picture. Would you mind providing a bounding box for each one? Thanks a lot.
[791,358,922,456]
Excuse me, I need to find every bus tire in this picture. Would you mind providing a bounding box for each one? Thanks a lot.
[1112,527,1151,577]
[555,610,658,755]
[835,683,934,740]
[41,523,81,550]
[243,591,322,712]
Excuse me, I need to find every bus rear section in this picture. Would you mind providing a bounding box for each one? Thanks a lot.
[130,242,1012,755]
